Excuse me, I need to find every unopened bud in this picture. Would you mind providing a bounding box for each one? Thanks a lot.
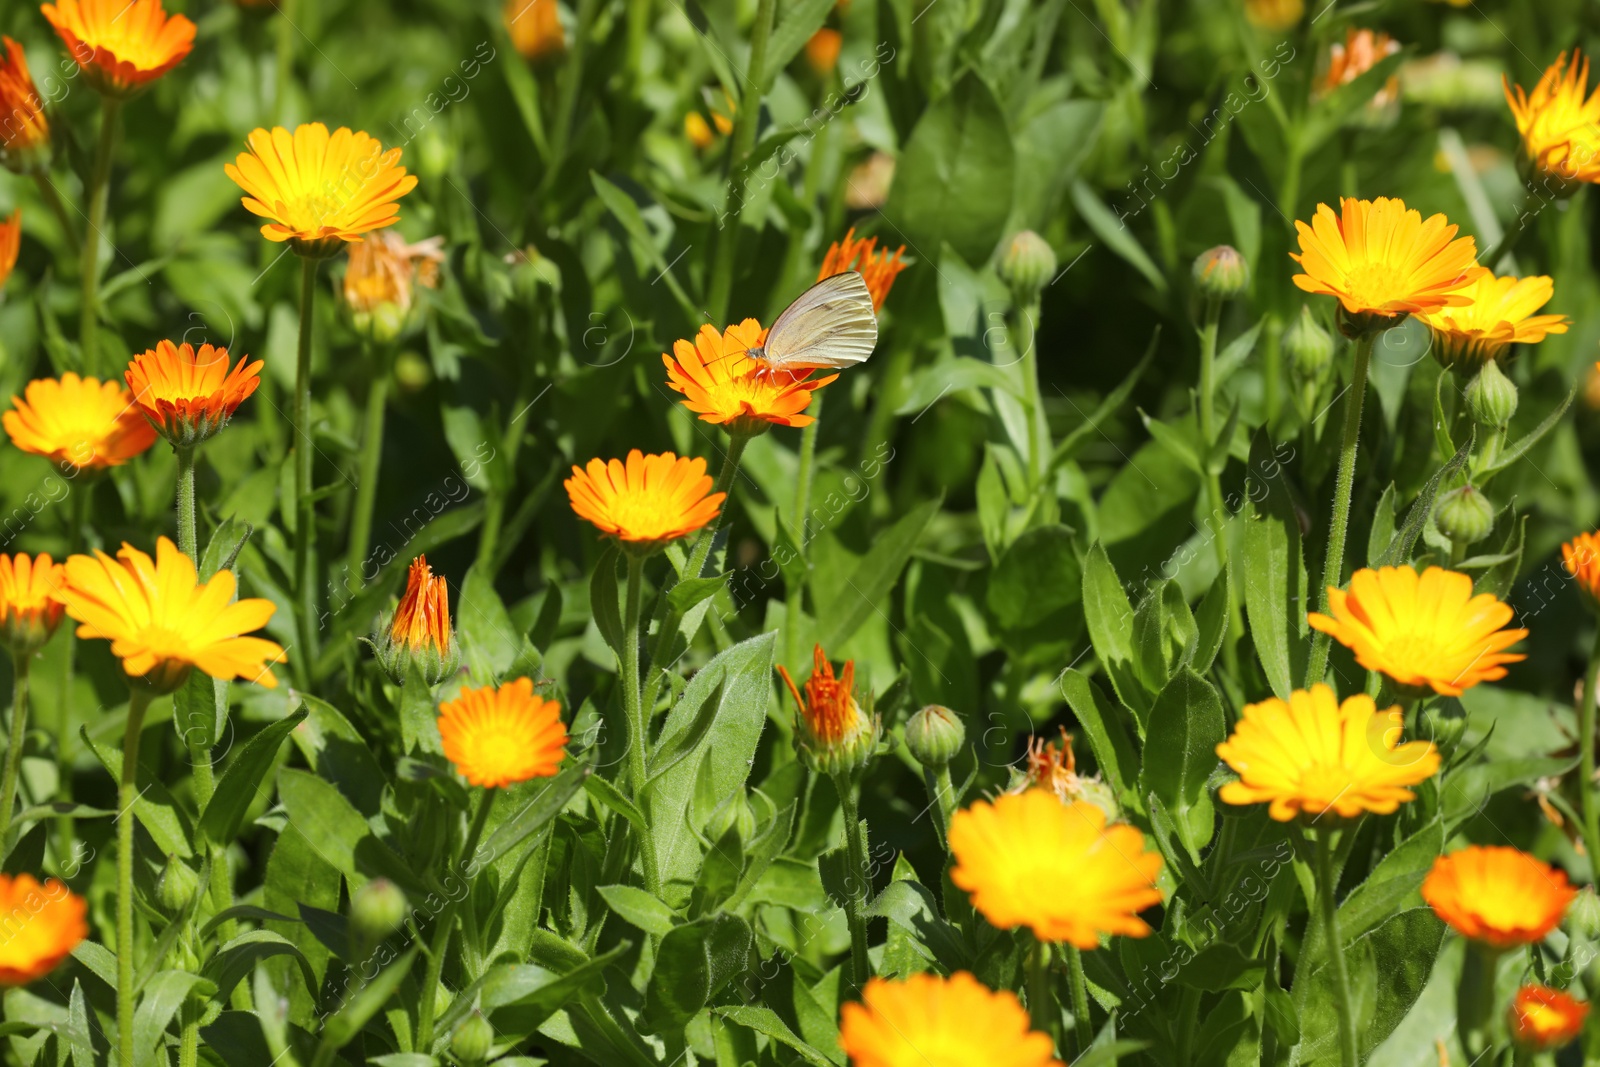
[1417,701,1468,756]
[156,855,201,914]
[350,878,408,946]
[451,1009,494,1065]
[1285,305,1335,379]
[1192,245,1250,300]
[1434,485,1496,546]
[1465,359,1518,428]
[999,231,1057,305]
[904,705,966,768]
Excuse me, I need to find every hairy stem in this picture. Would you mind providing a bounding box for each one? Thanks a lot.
[118,687,154,1067]
[292,257,321,689]
[833,772,871,988]
[1313,830,1359,1067]
[0,652,29,853]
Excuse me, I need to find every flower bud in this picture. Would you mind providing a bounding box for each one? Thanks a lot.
[350,878,408,946]
[451,1009,494,1065]
[369,556,460,688]
[779,646,881,777]
[1569,886,1600,939]
[393,350,432,393]
[1192,245,1250,300]
[904,705,966,768]
[156,855,201,914]
[998,231,1057,305]
[1285,305,1335,379]
[1417,700,1468,756]
[1434,485,1496,546]
[706,792,758,844]
[1465,359,1519,428]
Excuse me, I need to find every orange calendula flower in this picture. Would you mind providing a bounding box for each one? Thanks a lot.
[838,972,1061,1067]
[663,319,837,435]
[59,537,286,693]
[372,556,458,686]
[41,0,195,98]
[1216,685,1440,822]
[437,677,568,788]
[1318,28,1401,108]
[564,449,724,551]
[124,341,263,448]
[1422,846,1575,948]
[0,874,87,985]
[948,789,1163,948]
[1290,197,1486,335]
[1308,565,1526,696]
[1563,531,1600,603]
[819,227,908,311]
[342,231,444,324]
[3,373,157,470]
[0,38,50,171]
[1414,272,1569,370]
[1510,985,1589,1050]
[0,210,18,293]
[505,0,565,61]
[225,123,419,258]
[1504,50,1600,196]
[778,644,879,775]
[805,28,842,76]
[0,553,66,654]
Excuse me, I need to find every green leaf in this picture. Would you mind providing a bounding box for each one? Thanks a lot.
[1071,180,1168,293]
[597,885,679,937]
[643,913,753,1033]
[1480,380,1577,477]
[1241,512,1297,700]
[1305,820,1444,963]
[1051,335,1155,471]
[986,525,1082,631]
[1373,435,1472,567]
[204,930,317,1004]
[1081,543,1150,721]
[883,72,1017,265]
[399,660,443,756]
[317,947,417,1054]
[199,708,307,846]
[589,544,625,656]
[1058,669,1140,811]
[763,0,836,84]
[455,561,521,681]
[712,1005,835,1067]
[81,727,192,859]
[1193,565,1230,672]
[1365,484,1397,566]
[276,767,422,894]
[583,773,647,836]
[1139,669,1224,856]
[480,761,590,859]
[134,971,213,1066]
[814,499,940,650]
[1294,907,1444,1062]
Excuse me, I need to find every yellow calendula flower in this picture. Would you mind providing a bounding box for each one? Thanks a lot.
[59,537,286,693]
[0,38,50,171]
[1414,272,1569,371]
[225,123,419,258]
[564,449,724,552]
[41,0,195,98]
[1290,197,1486,335]
[662,319,836,436]
[0,553,66,655]
[124,340,263,448]
[0,874,86,986]
[948,789,1163,948]
[1504,50,1600,196]
[1510,985,1589,1051]
[3,373,157,470]
[1307,566,1526,696]
[438,678,568,788]
[1216,685,1440,822]
[838,972,1061,1067]
[1422,846,1574,948]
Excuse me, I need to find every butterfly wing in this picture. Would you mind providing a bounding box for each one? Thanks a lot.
[761,271,879,369]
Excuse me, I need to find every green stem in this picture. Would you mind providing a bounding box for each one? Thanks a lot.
[1480,190,1533,272]
[538,0,601,205]
[31,171,79,247]
[705,0,778,324]
[621,554,661,897]
[1066,944,1092,1056]
[920,764,955,849]
[79,95,121,375]
[1580,625,1600,880]
[347,350,390,577]
[273,0,295,124]
[175,445,197,561]
[1313,830,1359,1067]
[292,257,320,689]
[1278,132,1303,227]
[476,356,536,573]
[833,772,871,988]
[178,996,200,1067]
[1305,332,1374,688]
[415,789,495,1054]
[1028,938,1055,1047]
[118,687,154,1067]
[1020,303,1047,486]
[0,653,29,854]
[1198,297,1243,673]
[785,396,823,671]
[55,483,89,871]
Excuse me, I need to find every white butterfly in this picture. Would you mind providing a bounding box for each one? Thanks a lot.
[743,270,879,371]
